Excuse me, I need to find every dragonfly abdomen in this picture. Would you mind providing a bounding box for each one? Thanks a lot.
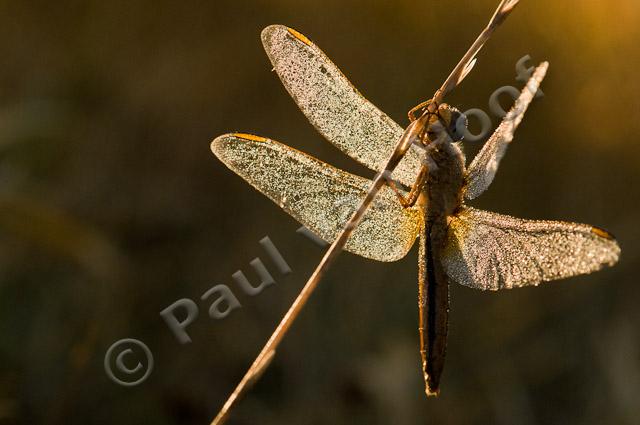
[419,215,451,395]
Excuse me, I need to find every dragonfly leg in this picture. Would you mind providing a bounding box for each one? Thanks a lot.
[408,100,432,122]
[386,165,429,208]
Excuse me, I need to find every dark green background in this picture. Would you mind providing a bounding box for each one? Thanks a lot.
[1,1,639,424]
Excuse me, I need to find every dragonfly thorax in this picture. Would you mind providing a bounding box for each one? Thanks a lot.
[423,136,466,219]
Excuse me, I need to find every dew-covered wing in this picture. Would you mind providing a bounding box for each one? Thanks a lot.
[261,25,422,187]
[465,62,548,200]
[212,133,422,262]
[442,207,620,290]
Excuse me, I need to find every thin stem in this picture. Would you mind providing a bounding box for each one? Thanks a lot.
[434,0,520,104]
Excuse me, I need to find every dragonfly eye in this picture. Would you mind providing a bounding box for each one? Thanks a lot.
[449,108,467,141]
[436,104,467,142]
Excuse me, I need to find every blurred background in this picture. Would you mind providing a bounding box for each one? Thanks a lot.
[1,0,639,424]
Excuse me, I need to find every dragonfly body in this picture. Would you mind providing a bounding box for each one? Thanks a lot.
[417,123,467,394]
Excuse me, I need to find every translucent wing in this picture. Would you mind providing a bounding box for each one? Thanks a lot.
[442,207,620,290]
[261,25,422,187]
[211,133,422,262]
[465,62,548,200]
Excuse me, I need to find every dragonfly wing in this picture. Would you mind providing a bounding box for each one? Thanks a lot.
[212,133,422,262]
[261,25,422,187]
[465,62,548,200]
[442,207,620,290]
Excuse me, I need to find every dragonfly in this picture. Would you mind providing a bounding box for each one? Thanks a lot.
[209,0,620,423]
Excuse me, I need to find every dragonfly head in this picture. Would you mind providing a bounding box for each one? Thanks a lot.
[425,103,467,143]
[409,101,467,147]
